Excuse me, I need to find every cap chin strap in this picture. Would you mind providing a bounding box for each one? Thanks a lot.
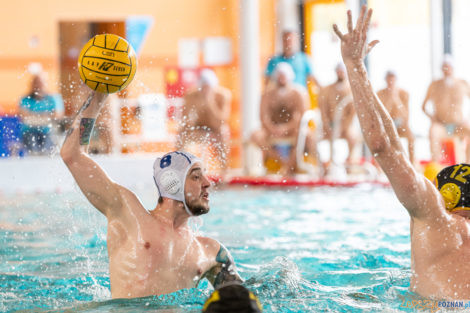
[183,200,194,217]
[448,206,470,212]
[182,162,199,217]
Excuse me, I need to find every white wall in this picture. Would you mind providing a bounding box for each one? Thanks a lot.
[0,155,159,197]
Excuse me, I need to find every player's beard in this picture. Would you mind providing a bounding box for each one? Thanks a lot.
[186,198,210,216]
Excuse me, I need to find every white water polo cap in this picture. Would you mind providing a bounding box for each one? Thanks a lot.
[153,151,202,216]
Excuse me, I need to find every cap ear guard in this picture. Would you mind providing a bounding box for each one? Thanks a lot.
[160,170,182,195]
[436,163,470,212]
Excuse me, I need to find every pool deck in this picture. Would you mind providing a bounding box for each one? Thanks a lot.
[0,153,391,195]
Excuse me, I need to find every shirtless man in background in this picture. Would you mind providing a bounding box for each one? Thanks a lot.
[335,6,470,299]
[251,62,308,176]
[61,91,241,298]
[422,56,470,162]
[377,71,415,163]
[178,69,231,170]
[318,64,358,165]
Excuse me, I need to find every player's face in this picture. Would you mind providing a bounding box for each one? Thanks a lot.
[386,74,396,87]
[336,68,346,81]
[184,164,211,216]
[282,32,297,56]
[32,75,45,94]
[277,72,288,86]
[442,62,453,77]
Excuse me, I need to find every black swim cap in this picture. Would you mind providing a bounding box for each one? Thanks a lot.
[202,283,262,313]
[435,163,470,212]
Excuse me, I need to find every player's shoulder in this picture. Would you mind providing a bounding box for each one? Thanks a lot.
[268,54,283,63]
[376,87,386,95]
[215,86,231,97]
[457,78,470,86]
[184,88,203,98]
[296,51,310,60]
[198,236,221,254]
[399,88,409,96]
[321,83,336,94]
[429,79,443,87]
[114,184,148,216]
[290,84,308,96]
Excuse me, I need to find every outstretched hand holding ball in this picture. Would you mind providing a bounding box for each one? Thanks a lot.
[78,34,136,93]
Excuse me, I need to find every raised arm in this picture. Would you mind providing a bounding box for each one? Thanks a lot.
[60,92,126,218]
[333,7,444,220]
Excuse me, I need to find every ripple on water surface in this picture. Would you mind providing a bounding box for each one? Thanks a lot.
[0,186,415,312]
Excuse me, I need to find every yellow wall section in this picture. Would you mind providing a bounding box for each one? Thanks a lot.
[0,0,276,114]
[368,0,429,27]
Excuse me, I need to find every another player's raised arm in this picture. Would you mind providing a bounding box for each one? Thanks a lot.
[60,92,124,218]
[333,7,443,219]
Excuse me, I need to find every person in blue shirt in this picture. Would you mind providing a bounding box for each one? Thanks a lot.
[19,73,63,155]
[265,30,320,90]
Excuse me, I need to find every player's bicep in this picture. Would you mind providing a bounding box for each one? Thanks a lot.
[377,151,443,219]
[65,153,122,216]
[205,243,243,288]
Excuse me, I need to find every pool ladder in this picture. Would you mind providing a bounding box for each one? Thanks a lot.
[296,109,322,175]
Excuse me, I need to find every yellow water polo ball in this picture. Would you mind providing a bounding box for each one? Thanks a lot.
[78,34,136,93]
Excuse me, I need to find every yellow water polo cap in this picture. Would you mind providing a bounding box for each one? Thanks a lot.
[435,163,470,212]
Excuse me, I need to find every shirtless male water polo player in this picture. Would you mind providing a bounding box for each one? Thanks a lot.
[377,71,415,163]
[60,91,241,298]
[334,6,470,299]
[318,63,358,165]
[178,69,231,171]
[251,62,309,176]
[422,56,470,163]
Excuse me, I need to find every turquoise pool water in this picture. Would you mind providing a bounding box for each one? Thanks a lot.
[1,185,415,312]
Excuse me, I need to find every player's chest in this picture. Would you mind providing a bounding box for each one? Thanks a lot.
[140,229,207,267]
[435,83,465,99]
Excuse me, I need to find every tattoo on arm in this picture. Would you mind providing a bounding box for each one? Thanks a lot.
[212,244,242,288]
[76,93,94,118]
[64,93,95,143]
[79,118,96,145]
[64,127,75,142]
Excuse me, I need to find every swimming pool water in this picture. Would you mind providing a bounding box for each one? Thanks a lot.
[1,185,417,312]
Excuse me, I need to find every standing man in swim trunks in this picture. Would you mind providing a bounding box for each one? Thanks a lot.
[318,63,358,166]
[61,91,241,298]
[251,62,309,176]
[177,69,231,172]
[377,71,415,163]
[422,56,470,163]
[334,6,470,299]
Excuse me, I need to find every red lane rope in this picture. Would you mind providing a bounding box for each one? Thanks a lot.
[208,176,390,187]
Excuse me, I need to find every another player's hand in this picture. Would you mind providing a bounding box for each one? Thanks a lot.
[333,6,379,65]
